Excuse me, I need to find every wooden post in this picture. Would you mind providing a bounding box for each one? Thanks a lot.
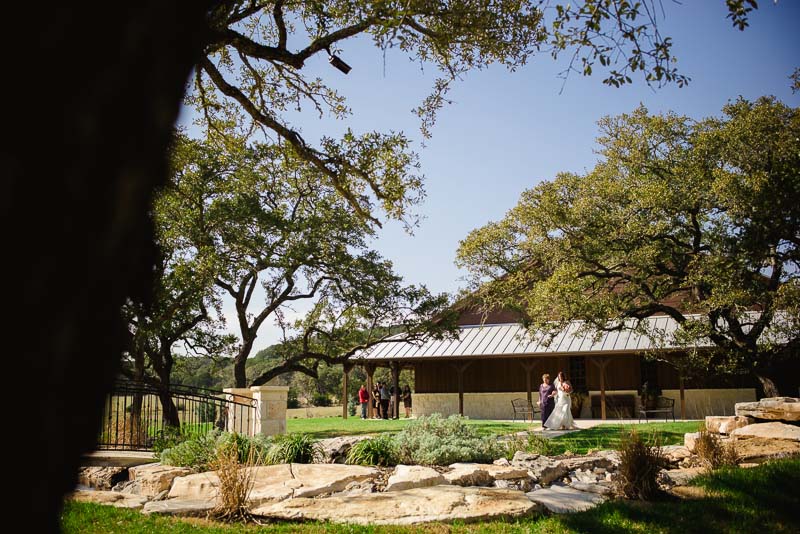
[342,362,353,420]
[451,361,474,416]
[679,371,686,420]
[590,357,610,420]
[390,361,400,420]
[519,360,538,422]
[365,364,375,419]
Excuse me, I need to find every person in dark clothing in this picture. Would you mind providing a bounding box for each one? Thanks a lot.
[402,385,413,418]
[379,383,391,419]
[538,373,556,428]
[372,384,381,418]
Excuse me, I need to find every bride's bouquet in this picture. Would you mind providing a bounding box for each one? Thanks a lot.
[562,382,572,393]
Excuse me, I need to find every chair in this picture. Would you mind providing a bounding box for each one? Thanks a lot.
[511,398,536,422]
[638,396,675,422]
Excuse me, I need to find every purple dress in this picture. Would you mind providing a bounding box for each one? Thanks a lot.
[539,382,556,425]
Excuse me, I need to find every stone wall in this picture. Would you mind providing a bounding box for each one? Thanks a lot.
[413,388,757,420]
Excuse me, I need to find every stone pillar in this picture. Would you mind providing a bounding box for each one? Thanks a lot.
[223,388,255,436]
[250,385,289,437]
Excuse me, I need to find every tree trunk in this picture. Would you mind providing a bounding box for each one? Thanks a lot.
[234,338,255,388]
[8,5,212,529]
[755,373,781,398]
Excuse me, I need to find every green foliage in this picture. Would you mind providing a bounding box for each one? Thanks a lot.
[264,434,321,465]
[345,435,398,467]
[152,427,188,454]
[159,431,272,471]
[458,97,800,386]
[393,414,500,466]
[615,429,666,500]
[311,394,331,407]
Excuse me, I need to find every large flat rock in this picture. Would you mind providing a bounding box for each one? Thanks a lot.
[735,397,800,421]
[129,463,192,497]
[77,467,128,490]
[251,485,539,525]
[730,422,800,441]
[526,484,606,513]
[167,463,379,505]
[386,465,446,491]
[317,436,371,463]
[734,436,800,462]
[511,453,569,485]
[706,415,754,434]
[68,490,148,510]
[444,464,493,487]
[142,499,215,516]
[660,468,706,487]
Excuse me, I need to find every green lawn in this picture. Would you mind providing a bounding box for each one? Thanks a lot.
[63,458,800,533]
[546,421,701,455]
[286,416,536,439]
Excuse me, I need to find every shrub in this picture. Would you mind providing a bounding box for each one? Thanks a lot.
[346,435,397,466]
[287,398,301,409]
[526,433,555,456]
[159,431,221,470]
[159,431,273,471]
[695,430,739,469]
[348,399,357,417]
[152,426,187,454]
[615,429,666,500]
[393,414,500,465]
[196,402,217,423]
[265,433,320,464]
[311,394,331,407]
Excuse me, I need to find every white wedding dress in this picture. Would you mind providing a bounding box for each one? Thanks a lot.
[544,385,578,430]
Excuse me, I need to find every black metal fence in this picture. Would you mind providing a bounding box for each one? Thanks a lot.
[97,381,258,451]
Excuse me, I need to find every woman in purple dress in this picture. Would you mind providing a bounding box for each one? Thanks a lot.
[538,373,556,428]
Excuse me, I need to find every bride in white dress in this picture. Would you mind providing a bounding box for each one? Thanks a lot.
[544,377,578,430]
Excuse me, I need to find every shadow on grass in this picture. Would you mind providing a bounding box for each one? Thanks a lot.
[557,458,800,534]
[547,422,701,455]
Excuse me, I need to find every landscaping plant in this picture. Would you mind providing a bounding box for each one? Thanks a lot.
[209,436,256,522]
[695,429,739,469]
[346,435,398,466]
[615,429,666,500]
[393,414,500,465]
[264,433,321,464]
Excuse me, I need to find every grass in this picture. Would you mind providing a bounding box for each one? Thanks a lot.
[63,458,800,533]
[546,421,700,455]
[286,416,535,439]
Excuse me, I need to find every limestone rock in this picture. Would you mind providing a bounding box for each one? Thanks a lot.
[317,436,371,463]
[733,436,800,462]
[660,468,706,487]
[251,485,539,525]
[493,458,511,466]
[494,478,532,492]
[76,467,128,490]
[731,422,800,441]
[706,415,755,434]
[385,465,446,492]
[568,481,613,495]
[735,397,800,421]
[444,464,493,487]
[290,463,379,498]
[167,463,379,505]
[450,462,529,481]
[68,490,148,510]
[167,471,220,501]
[129,463,192,497]
[557,455,614,472]
[662,445,692,464]
[684,432,701,453]
[142,499,215,516]
[526,484,606,513]
[511,453,568,486]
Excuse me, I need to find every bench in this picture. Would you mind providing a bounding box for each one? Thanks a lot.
[511,398,537,422]
[638,396,675,422]
[591,394,637,418]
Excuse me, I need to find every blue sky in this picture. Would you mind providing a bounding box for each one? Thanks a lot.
[182,2,800,352]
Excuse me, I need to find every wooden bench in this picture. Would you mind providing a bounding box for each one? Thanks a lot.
[638,396,675,422]
[591,394,636,418]
[511,398,537,422]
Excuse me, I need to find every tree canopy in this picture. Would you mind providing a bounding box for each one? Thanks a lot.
[457,96,800,394]
[165,131,455,387]
[192,1,761,227]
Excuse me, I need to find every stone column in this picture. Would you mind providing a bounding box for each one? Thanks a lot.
[250,385,289,437]
[223,388,255,435]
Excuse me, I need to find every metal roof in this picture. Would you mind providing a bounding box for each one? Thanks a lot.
[354,312,786,362]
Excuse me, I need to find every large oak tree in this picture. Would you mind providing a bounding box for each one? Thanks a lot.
[457,96,800,396]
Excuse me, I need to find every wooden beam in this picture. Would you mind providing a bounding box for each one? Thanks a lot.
[519,360,538,421]
[365,364,375,419]
[589,357,610,420]
[342,362,353,420]
[390,361,400,420]
[679,371,686,420]
[450,361,474,416]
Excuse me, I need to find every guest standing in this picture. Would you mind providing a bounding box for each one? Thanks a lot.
[372,384,382,418]
[358,384,370,419]
[379,382,391,419]
[538,373,556,428]
[402,385,413,418]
